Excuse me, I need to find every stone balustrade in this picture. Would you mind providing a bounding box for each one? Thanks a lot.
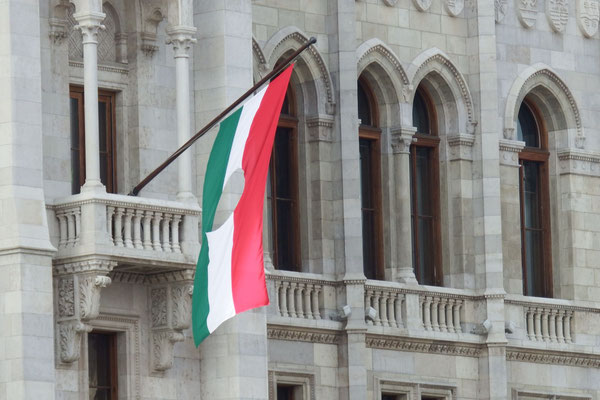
[48,192,201,270]
[524,305,574,343]
[419,293,464,333]
[364,284,404,328]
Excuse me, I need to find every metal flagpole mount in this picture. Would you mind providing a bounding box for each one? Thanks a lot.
[128,36,317,197]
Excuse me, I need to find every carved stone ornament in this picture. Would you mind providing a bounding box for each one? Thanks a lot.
[517,0,538,29]
[578,0,600,38]
[59,320,92,363]
[547,0,569,33]
[495,0,508,23]
[445,0,464,17]
[413,0,432,12]
[152,330,185,371]
[383,0,399,6]
[391,128,416,154]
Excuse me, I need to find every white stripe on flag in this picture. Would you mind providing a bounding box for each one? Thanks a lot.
[205,213,236,333]
[222,85,268,189]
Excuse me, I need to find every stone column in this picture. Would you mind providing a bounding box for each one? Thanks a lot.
[73,11,106,192]
[167,26,197,202]
[391,127,417,284]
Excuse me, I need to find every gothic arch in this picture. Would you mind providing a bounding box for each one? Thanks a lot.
[263,26,335,116]
[504,63,583,149]
[356,38,411,98]
[407,48,476,134]
[252,37,269,83]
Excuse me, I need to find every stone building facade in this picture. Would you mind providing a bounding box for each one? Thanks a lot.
[2,0,600,399]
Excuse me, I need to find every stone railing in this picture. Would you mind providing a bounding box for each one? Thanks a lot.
[523,306,573,343]
[48,192,201,270]
[419,293,464,333]
[364,284,404,328]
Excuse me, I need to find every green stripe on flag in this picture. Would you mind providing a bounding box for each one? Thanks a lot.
[193,107,243,345]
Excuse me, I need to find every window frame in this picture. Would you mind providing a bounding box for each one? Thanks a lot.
[69,85,117,194]
[357,77,385,280]
[518,100,553,298]
[269,86,301,272]
[410,86,442,286]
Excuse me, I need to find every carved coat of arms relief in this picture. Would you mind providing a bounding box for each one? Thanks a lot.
[578,0,600,37]
[413,0,432,12]
[517,0,538,29]
[495,0,508,23]
[445,0,465,17]
[547,0,569,33]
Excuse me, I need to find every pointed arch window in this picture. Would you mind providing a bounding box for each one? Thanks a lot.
[518,100,552,297]
[268,85,301,271]
[410,86,442,286]
[358,77,384,280]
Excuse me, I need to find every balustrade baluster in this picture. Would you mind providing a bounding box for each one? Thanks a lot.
[431,297,440,331]
[534,308,542,341]
[446,299,455,332]
[387,293,397,328]
[423,296,432,331]
[132,210,143,249]
[295,284,304,318]
[365,289,373,325]
[114,207,125,247]
[526,307,535,340]
[304,284,313,319]
[313,285,322,319]
[274,281,282,315]
[380,292,389,327]
[453,300,462,333]
[74,209,81,245]
[556,310,565,343]
[373,292,382,326]
[57,211,67,248]
[171,214,182,253]
[162,213,173,252]
[549,310,557,342]
[439,298,447,332]
[66,212,75,247]
[106,206,115,244]
[142,211,153,249]
[123,209,134,248]
[280,282,289,317]
[288,282,297,318]
[395,294,403,328]
[564,310,573,343]
[541,308,550,342]
[152,212,162,251]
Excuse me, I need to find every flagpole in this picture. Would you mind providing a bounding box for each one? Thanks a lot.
[128,36,317,197]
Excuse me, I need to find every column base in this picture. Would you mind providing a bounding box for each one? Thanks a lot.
[176,191,197,203]
[81,180,106,194]
[396,268,418,284]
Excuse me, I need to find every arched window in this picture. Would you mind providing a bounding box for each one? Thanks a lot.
[268,85,300,271]
[517,99,552,297]
[410,86,441,286]
[357,78,384,280]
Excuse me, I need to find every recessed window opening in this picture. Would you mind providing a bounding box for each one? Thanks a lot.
[88,332,118,400]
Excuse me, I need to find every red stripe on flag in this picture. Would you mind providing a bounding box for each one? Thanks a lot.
[231,65,294,313]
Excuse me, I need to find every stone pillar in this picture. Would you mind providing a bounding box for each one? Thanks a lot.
[194,2,268,399]
[167,26,197,202]
[0,1,56,398]
[73,11,106,192]
[391,127,417,284]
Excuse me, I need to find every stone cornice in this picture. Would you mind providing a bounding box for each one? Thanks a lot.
[69,60,128,75]
[558,148,600,177]
[267,325,341,344]
[54,259,116,276]
[366,334,483,357]
[506,347,600,368]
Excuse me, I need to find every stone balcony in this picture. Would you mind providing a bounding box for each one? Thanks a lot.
[46,191,201,273]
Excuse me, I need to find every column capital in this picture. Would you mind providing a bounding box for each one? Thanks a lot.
[166,25,198,58]
[73,11,106,44]
[391,126,417,154]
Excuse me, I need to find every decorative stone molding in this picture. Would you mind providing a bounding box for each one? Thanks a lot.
[73,11,106,44]
[366,334,483,357]
[448,133,475,161]
[383,0,398,6]
[391,126,416,154]
[54,259,116,364]
[306,114,335,142]
[557,148,600,177]
[577,0,600,38]
[140,6,164,56]
[68,60,129,74]
[356,39,411,93]
[49,17,69,44]
[267,325,341,344]
[252,37,270,78]
[149,270,194,373]
[499,139,526,166]
[495,0,509,23]
[546,0,569,33]
[445,0,464,17]
[516,0,538,29]
[141,32,159,56]
[507,347,600,368]
[268,371,316,400]
[413,0,432,12]
[166,26,197,58]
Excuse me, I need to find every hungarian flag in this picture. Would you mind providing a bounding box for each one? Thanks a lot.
[192,64,294,345]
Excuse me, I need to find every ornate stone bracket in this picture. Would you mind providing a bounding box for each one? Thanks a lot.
[499,139,525,167]
[140,7,164,57]
[306,114,335,143]
[55,259,116,364]
[149,270,194,373]
[448,133,475,161]
[49,17,69,44]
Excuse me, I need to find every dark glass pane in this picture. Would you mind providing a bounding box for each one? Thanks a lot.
[70,97,81,194]
[521,160,545,297]
[100,154,108,188]
[88,334,110,387]
[415,147,431,214]
[277,385,294,400]
[91,389,110,400]
[362,210,375,279]
[412,90,430,135]
[382,395,398,400]
[525,229,544,296]
[281,92,290,115]
[275,200,295,270]
[418,217,435,285]
[517,103,539,148]
[357,81,372,127]
[274,128,292,198]
[98,101,107,152]
[359,139,373,208]
[359,138,378,279]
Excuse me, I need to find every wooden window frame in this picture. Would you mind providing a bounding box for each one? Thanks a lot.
[358,77,385,280]
[69,85,117,193]
[270,87,301,271]
[88,331,118,400]
[518,100,553,298]
[410,86,442,286]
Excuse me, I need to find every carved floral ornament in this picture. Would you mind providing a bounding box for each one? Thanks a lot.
[578,0,600,38]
